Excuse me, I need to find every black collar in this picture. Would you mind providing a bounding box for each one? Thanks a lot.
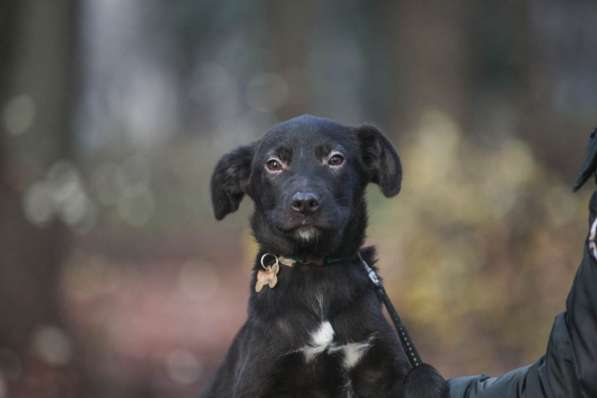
[259,252,358,268]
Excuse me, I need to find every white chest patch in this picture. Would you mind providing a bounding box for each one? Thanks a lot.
[301,321,335,362]
[330,340,372,370]
[299,322,372,370]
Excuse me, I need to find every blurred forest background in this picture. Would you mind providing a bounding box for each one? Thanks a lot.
[1,1,597,397]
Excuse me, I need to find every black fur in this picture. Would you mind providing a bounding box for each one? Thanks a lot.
[203,115,447,397]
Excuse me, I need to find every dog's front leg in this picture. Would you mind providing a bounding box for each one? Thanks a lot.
[230,353,277,398]
[346,322,447,397]
[228,323,292,398]
[201,323,287,398]
[402,363,448,398]
[350,346,448,398]
[347,337,409,397]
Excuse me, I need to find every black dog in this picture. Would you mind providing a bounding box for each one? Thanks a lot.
[203,115,447,397]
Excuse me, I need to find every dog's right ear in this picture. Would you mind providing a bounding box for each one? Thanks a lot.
[210,143,256,220]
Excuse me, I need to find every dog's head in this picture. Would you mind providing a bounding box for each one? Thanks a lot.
[210,115,401,257]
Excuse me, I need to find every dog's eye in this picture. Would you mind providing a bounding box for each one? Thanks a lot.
[265,158,284,173]
[328,153,344,167]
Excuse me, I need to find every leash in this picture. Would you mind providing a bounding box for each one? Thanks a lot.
[358,252,423,368]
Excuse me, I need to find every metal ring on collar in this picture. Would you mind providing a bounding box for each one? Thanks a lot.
[260,253,279,270]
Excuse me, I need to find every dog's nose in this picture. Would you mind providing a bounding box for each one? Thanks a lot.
[291,192,320,214]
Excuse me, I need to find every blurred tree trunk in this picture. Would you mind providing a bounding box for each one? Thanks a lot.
[467,2,531,144]
[391,1,470,133]
[523,2,587,177]
[265,0,314,120]
[0,1,79,396]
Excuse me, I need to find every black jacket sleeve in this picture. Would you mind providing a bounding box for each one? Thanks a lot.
[449,133,597,398]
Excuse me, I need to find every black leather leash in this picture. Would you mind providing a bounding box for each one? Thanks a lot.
[358,252,423,369]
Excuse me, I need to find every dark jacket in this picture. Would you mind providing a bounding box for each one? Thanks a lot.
[449,132,597,398]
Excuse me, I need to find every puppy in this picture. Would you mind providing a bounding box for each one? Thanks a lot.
[203,115,447,397]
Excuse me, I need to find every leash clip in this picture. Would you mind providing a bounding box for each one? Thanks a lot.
[358,252,382,287]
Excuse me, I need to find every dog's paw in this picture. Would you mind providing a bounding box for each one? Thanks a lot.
[403,363,449,398]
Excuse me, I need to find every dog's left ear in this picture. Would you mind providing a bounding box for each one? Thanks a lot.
[356,125,402,197]
[210,143,256,220]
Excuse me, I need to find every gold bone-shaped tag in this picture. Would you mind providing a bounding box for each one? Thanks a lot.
[255,263,280,293]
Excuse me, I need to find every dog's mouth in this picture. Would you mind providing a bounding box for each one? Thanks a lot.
[275,217,334,235]
[264,202,350,230]
[263,208,348,249]
[271,220,330,245]
[292,226,321,243]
